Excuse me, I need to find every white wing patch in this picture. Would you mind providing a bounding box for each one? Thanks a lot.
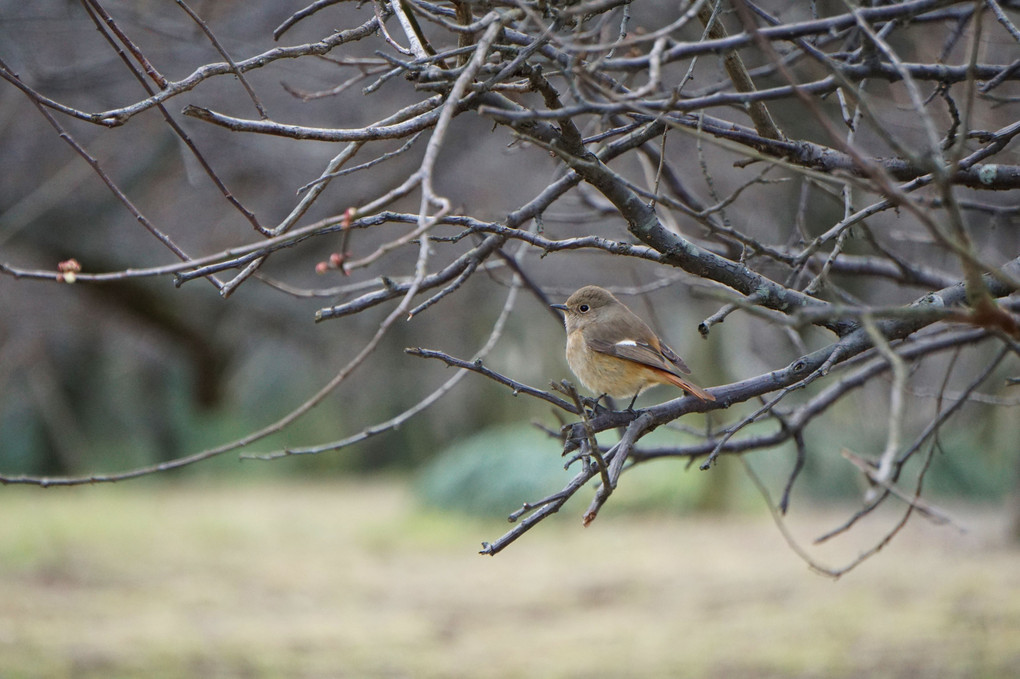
[615,339,638,347]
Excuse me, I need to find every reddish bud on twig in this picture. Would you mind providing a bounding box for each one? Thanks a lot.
[315,252,352,276]
[57,258,81,283]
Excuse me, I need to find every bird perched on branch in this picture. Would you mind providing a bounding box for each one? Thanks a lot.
[552,285,715,407]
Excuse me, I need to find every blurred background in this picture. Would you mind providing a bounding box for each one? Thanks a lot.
[1,1,1019,676]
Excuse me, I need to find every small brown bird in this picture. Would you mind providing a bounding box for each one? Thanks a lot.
[551,285,715,405]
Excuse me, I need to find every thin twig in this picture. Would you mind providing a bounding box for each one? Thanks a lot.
[174,0,269,118]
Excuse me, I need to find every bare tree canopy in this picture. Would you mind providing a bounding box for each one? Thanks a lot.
[1,0,1018,574]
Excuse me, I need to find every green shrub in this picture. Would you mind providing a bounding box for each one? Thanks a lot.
[415,424,571,515]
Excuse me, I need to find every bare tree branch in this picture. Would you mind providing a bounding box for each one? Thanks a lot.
[2,0,1017,570]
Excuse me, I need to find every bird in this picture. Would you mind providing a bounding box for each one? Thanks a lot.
[551,285,715,407]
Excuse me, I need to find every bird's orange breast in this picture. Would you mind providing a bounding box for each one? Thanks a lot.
[566,330,661,398]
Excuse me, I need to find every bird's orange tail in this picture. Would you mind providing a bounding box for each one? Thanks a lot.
[661,372,716,402]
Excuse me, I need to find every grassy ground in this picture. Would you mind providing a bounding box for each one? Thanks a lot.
[0,479,1018,678]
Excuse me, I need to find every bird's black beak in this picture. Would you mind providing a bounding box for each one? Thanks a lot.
[550,303,568,311]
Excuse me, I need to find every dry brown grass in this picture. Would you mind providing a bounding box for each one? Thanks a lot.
[1,479,1018,678]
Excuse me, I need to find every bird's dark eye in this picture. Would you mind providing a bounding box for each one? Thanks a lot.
[578,304,590,313]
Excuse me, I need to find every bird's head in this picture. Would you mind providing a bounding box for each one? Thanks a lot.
[551,285,622,333]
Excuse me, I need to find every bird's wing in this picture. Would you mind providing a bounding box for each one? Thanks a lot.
[587,337,686,377]
[588,337,714,402]
[657,342,691,374]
